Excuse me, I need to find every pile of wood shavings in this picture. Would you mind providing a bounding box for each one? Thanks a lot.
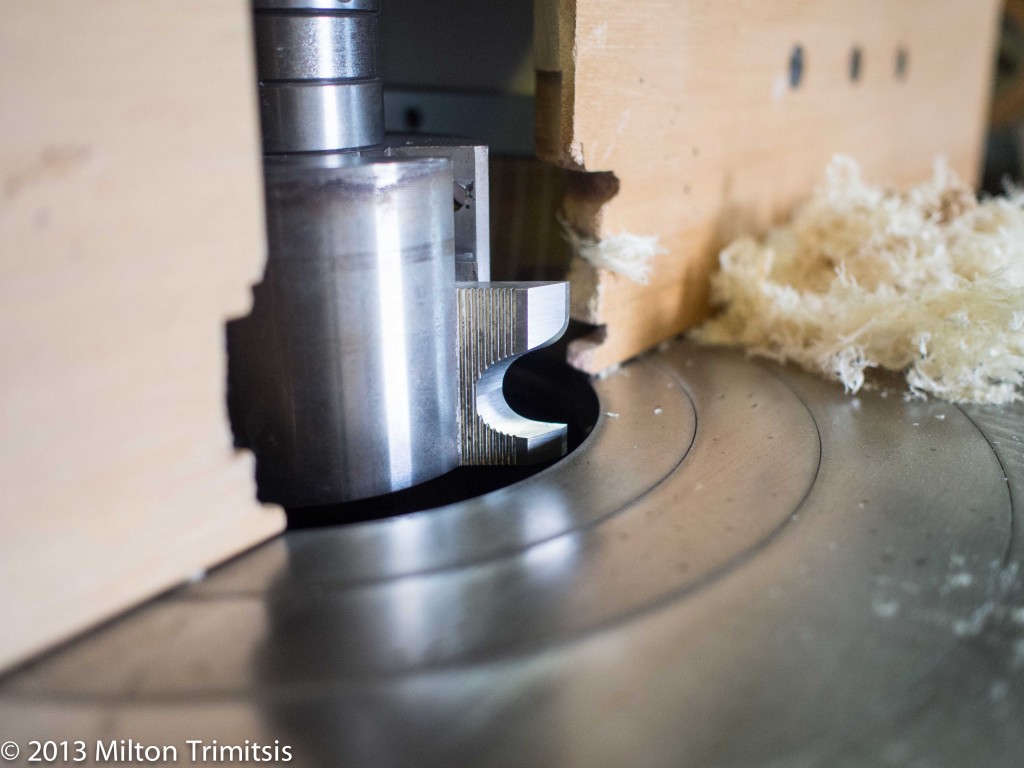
[695,156,1024,404]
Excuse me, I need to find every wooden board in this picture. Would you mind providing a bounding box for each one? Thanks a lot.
[536,0,1002,372]
[0,2,285,671]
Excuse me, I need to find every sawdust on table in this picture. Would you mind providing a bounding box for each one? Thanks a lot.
[695,156,1024,404]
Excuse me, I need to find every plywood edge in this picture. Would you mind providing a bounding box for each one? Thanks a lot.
[0,0,285,673]
[535,0,581,169]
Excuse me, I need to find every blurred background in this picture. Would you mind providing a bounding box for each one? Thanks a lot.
[986,0,1024,191]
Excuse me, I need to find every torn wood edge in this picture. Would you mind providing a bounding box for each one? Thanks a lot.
[557,168,619,322]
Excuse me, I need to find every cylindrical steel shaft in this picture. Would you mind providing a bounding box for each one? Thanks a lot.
[253,0,383,153]
[230,158,459,506]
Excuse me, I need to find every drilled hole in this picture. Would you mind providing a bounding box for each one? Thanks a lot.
[789,45,804,89]
[850,46,863,82]
[896,47,909,79]
[403,106,423,131]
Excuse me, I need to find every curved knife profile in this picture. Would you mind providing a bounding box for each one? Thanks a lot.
[456,281,570,466]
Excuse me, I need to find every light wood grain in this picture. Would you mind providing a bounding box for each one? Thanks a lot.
[0,1,284,671]
[537,0,1002,372]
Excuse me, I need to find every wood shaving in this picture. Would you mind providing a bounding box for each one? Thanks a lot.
[562,220,662,284]
[695,156,1024,404]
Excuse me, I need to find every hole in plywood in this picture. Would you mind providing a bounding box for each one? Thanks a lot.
[789,45,805,89]
[850,46,863,82]
[896,47,909,79]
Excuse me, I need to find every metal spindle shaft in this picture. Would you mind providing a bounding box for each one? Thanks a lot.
[253,0,384,153]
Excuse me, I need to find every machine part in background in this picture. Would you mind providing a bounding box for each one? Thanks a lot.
[253,0,383,153]
[386,137,491,282]
[229,157,459,506]
[457,282,569,465]
[384,90,535,157]
[984,0,1024,192]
